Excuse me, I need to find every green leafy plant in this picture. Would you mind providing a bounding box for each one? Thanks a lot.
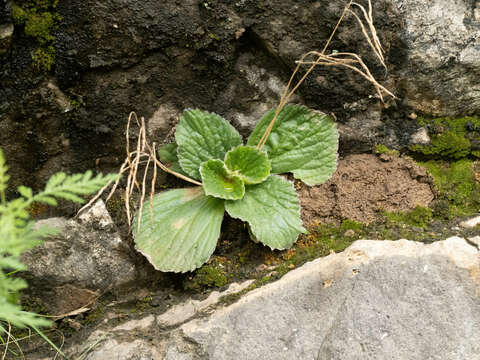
[133,105,339,272]
[0,148,118,333]
[102,0,394,274]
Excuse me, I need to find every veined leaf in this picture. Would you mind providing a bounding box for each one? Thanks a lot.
[176,109,243,180]
[225,175,306,250]
[224,146,271,184]
[157,142,187,175]
[133,187,225,273]
[200,159,245,200]
[247,104,338,186]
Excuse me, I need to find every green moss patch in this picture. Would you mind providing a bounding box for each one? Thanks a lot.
[411,116,480,159]
[183,259,228,291]
[420,159,480,218]
[375,144,399,156]
[383,206,433,228]
[12,0,61,71]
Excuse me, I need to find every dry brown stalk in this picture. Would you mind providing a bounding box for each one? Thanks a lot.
[77,111,201,229]
[257,0,394,150]
[1,322,11,360]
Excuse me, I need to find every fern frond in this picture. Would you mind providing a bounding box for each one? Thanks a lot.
[0,302,50,329]
[17,186,33,200]
[35,172,119,205]
[0,148,120,331]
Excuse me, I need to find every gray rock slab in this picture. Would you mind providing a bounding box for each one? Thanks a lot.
[168,237,480,360]
[395,0,480,115]
[460,215,480,229]
[22,200,137,314]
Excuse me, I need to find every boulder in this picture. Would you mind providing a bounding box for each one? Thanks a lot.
[63,237,480,360]
[165,237,480,359]
[21,200,137,315]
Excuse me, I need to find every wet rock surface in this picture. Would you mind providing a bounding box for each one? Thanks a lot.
[299,153,434,224]
[21,200,138,315]
[48,237,480,360]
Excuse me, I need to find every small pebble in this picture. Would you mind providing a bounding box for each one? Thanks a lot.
[460,215,480,228]
[344,229,355,237]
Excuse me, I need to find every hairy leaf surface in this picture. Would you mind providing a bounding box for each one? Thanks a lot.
[176,110,243,180]
[225,175,306,250]
[224,146,271,184]
[200,159,245,200]
[247,104,338,186]
[133,187,224,273]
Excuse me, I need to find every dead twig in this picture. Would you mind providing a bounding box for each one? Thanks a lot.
[257,0,394,150]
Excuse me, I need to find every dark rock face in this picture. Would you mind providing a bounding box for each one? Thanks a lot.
[1,0,479,191]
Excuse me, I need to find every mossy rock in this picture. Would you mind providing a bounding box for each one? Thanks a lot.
[420,159,480,218]
[411,116,480,159]
[12,0,61,72]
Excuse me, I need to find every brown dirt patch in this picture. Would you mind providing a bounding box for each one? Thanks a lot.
[299,154,434,225]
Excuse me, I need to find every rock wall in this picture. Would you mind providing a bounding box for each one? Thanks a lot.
[1,0,479,191]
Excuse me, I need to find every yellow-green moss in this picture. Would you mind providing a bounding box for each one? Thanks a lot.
[383,206,433,228]
[12,0,61,72]
[32,46,55,71]
[82,306,105,325]
[411,116,480,159]
[420,159,480,217]
[184,261,228,291]
[375,144,399,156]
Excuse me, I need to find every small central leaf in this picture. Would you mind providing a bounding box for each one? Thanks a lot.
[224,146,271,184]
[200,159,245,200]
[175,109,243,180]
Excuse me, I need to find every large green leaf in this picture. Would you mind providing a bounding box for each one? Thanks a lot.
[247,104,338,186]
[176,109,243,180]
[225,175,306,250]
[133,187,225,273]
[200,159,245,200]
[157,142,187,175]
[224,146,271,184]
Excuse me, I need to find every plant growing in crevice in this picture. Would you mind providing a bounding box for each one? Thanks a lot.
[133,104,338,272]
[85,0,394,273]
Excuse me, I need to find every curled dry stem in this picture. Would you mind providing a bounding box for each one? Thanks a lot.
[77,111,201,230]
[257,0,394,150]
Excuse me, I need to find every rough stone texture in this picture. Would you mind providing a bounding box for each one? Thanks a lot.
[397,0,480,116]
[410,126,430,145]
[63,281,255,359]
[0,23,13,56]
[460,214,480,229]
[156,280,254,328]
[22,200,137,315]
[166,237,480,360]
[84,339,161,360]
[49,238,480,360]
[2,0,480,192]
[299,153,434,224]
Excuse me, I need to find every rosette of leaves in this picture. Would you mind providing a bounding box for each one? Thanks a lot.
[133,104,338,273]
